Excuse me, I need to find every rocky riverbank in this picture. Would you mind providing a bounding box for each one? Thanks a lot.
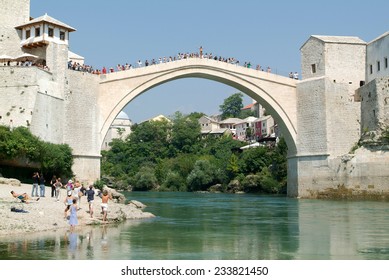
[0,178,155,236]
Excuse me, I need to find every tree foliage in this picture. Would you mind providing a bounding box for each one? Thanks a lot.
[219,92,244,119]
[0,125,73,178]
[101,109,288,194]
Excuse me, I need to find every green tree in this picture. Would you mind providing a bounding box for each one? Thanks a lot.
[161,171,186,192]
[187,159,219,191]
[245,127,253,141]
[0,125,73,178]
[132,165,158,191]
[219,92,244,119]
[226,153,239,179]
[170,111,201,154]
[239,146,270,174]
[239,109,256,119]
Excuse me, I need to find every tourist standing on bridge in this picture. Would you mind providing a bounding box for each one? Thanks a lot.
[199,46,203,58]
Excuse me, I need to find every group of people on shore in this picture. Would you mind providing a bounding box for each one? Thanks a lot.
[59,178,113,230]
[11,173,113,231]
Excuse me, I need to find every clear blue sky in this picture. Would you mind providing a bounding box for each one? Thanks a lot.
[31,0,389,123]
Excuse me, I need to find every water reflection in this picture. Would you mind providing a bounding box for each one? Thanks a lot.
[0,193,389,260]
[297,200,389,259]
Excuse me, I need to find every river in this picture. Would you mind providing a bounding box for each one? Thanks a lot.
[0,192,389,260]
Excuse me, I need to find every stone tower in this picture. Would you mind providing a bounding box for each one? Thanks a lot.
[0,0,30,56]
[288,35,366,197]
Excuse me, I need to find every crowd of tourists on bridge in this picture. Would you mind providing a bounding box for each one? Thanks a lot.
[66,47,299,79]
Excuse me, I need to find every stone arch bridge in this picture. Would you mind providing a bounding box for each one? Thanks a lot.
[97,58,302,193]
[99,58,298,153]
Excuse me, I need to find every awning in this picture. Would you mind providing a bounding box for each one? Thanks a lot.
[15,53,39,61]
[0,54,14,62]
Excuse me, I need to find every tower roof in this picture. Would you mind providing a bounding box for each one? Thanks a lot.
[310,35,366,44]
[300,35,366,50]
[15,13,76,32]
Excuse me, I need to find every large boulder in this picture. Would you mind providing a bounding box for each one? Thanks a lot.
[128,200,147,209]
[227,179,243,193]
[0,177,21,186]
[102,185,126,204]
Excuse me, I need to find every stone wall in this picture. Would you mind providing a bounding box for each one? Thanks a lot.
[0,0,29,57]
[63,70,101,181]
[0,65,102,183]
[291,76,362,198]
[324,79,360,157]
[0,66,65,144]
[63,70,100,155]
[324,43,366,90]
[358,76,389,135]
[296,77,329,155]
[300,37,325,79]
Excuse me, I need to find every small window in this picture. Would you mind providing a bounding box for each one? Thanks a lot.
[60,31,65,40]
[369,64,373,74]
[385,57,388,69]
[311,64,316,74]
[377,61,381,72]
[48,27,54,37]
[35,27,40,37]
[26,29,31,39]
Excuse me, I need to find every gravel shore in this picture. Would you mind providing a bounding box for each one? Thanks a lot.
[0,180,155,236]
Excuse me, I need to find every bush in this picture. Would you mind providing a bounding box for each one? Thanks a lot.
[132,166,158,191]
[161,171,187,192]
[242,174,262,192]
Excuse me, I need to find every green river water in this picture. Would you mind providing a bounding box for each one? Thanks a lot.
[1,192,389,260]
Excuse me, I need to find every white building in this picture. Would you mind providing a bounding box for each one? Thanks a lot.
[102,111,132,150]
[199,115,220,135]
[366,31,389,83]
[234,116,257,141]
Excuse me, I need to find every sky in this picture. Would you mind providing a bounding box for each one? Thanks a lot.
[30,0,389,123]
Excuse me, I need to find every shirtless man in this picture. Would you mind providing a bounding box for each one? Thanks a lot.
[101,190,112,222]
[11,191,34,203]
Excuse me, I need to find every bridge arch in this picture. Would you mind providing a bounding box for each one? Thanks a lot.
[98,58,298,154]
